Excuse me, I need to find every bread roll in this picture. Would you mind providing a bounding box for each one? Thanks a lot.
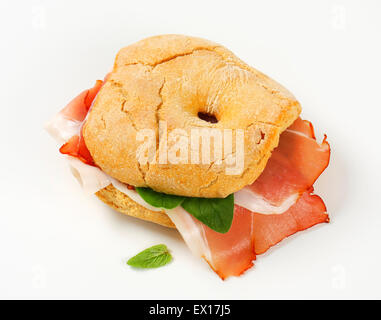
[84,35,301,198]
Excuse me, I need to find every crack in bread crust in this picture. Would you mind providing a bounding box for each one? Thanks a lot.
[123,47,220,69]
[121,45,297,106]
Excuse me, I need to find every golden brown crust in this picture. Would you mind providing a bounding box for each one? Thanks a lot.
[84,35,301,198]
[96,184,175,228]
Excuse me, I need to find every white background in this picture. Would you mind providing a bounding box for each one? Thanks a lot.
[0,0,380,299]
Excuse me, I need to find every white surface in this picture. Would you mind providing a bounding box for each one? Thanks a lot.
[0,0,380,299]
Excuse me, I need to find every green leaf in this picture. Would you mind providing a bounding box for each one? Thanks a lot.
[181,194,234,234]
[127,244,172,269]
[134,187,235,234]
[135,187,185,209]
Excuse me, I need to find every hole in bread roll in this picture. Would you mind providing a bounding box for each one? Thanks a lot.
[197,112,218,124]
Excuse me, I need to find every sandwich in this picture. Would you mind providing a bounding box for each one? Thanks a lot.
[46,35,330,279]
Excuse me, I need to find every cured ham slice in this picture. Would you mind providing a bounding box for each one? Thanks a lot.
[203,205,256,279]
[67,157,111,195]
[167,119,330,279]
[57,80,103,165]
[234,188,298,214]
[167,189,328,280]
[287,117,316,139]
[61,80,103,122]
[167,205,256,280]
[59,131,94,165]
[252,190,328,254]
[244,118,330,207]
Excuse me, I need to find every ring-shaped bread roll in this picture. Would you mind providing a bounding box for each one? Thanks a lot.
[84,35,300,198]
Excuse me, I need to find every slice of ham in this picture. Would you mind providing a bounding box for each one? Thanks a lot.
[252,189,328,255]
[59,129,95,165]
[67,157,111,195]
[203,205,256,279]
[61,80,103,122]
[166,119,330,279]
[242,118,330,207]
[167,205,256,280]
[57,80,103,165]
[168,190,328,280]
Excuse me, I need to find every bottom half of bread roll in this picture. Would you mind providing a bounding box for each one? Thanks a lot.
[96,184,176,228]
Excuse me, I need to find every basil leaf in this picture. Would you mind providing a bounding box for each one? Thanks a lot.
[135,186,234,234]
[136,187,185,209]
[127,244,172,269]
[181,194,234,234]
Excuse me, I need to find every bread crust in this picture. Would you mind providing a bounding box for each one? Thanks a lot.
[96,184,175,228]
[84,35,301,198]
